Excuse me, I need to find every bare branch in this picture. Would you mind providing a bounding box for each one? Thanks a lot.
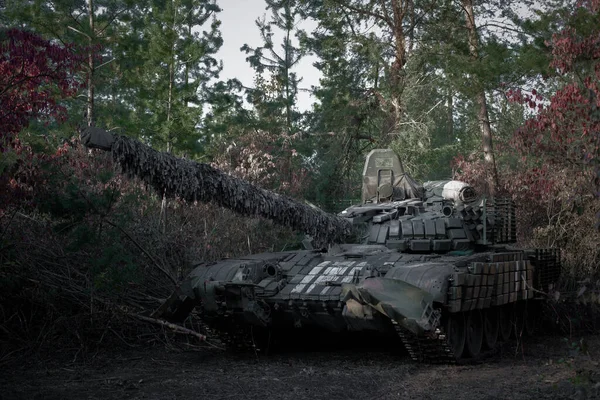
[68,25,91,40]
[126,313,207,342]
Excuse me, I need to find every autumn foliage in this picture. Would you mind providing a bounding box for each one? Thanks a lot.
[0,29,83,145]
[454,1,600,275]
[509,0,599,201]
[0,29,84,214]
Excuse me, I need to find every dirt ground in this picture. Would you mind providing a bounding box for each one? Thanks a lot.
[1,333,599,400]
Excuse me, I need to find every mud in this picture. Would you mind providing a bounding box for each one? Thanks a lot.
[1,334,598,400]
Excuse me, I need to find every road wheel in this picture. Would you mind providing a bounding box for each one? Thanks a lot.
[465,310,483,358]
[445,312,466,359]
[483,308,499,350]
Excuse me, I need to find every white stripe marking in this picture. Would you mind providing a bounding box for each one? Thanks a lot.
[291,284,306,293]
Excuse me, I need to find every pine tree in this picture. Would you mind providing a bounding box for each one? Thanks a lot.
[241,0,307,134]
[130,0,222,155]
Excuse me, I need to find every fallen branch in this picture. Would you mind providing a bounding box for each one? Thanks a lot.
[126,312,207,342]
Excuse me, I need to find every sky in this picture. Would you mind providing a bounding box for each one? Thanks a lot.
[216,0,321,111]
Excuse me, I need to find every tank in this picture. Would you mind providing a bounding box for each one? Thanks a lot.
[82,128,561,363]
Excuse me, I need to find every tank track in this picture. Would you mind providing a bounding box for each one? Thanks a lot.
[393,318,501,365]
[208,315,503,364]
[204,318,259,352]
[393,322,458,364]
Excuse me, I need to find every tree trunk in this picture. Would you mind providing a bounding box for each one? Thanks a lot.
[166,60,174,152]
[284,27,292,134]
[160,56,173,233]
[337,0,412,137]
[87,0,94,127]
[476,92,499,194]
[161,0,177,234]
[447,89,454,143]
[390,0,408,132]
[462,0,499,196]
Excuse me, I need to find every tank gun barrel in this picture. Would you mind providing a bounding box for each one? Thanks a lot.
[81,127,353,246]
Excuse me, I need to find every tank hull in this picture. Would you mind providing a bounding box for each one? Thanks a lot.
[161,245,559,361]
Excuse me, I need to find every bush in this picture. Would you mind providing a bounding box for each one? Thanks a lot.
[0,140,301,361]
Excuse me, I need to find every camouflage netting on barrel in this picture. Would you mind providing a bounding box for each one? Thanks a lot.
[81,127,353,247]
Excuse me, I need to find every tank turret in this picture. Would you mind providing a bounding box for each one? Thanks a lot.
[82,127,561,363]
[337,148,515,253]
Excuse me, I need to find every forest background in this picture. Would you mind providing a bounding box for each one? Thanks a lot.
[0,0,599,357]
